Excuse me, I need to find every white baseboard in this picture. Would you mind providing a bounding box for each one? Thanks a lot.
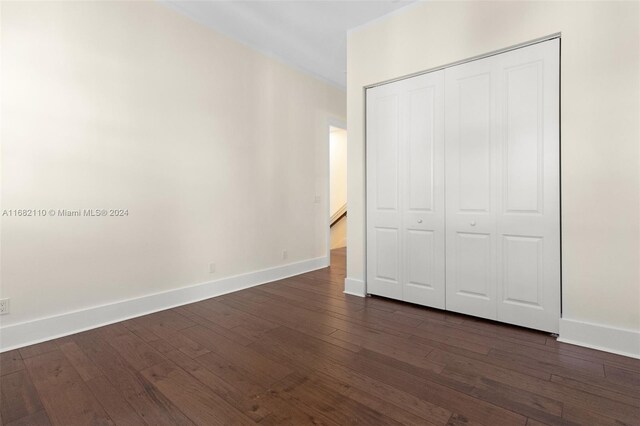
[559,318,640,359]
[0,256,328,352]
[344,277,366,297]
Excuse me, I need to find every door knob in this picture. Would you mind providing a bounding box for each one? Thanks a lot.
[470,221,476,226]
[417,219,423,223]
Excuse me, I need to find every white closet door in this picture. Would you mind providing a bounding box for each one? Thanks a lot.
[367,71,445,307]
[495,40,560,333]
[444,56,499,320]
[445,39,560,332]
[400,72,446,308]
[366,83,403,300]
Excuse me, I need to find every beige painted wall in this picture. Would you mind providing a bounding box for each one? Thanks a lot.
[347,1,640,331]
[330,127,347,249]
[1,1,345,327]
[330,127,348,216]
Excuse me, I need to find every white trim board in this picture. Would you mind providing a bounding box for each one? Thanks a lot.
[559,318,640,359]
[0,256,328,352]
[344,277,366,297]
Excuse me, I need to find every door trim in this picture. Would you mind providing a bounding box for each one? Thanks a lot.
[364,33,561,90]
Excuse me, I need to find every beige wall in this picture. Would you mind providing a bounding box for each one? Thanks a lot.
[1,1,345,327]
[330,127,348,249]
[330,127,348,216]
[347,1,639,331]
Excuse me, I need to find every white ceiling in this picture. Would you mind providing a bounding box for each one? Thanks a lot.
[160,1,415,88]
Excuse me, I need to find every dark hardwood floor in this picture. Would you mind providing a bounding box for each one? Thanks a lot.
[1,248,639,425]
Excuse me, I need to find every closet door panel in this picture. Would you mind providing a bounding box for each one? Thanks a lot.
[496,39,560,333]
[457,73,493,212]
[445,58,498,320]
[502,235,543,305]
[455,232,493,299]
[401,72,445,308]
[406,230,434,288]
[366,87,402,300]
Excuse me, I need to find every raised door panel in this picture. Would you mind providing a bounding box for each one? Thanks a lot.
[401,71,445,309]
[503,61,544,214]
[367,87,402,300]
[375,228,400,283]
[458,73,493,213]
[445,59,498,320]
[406,87,435,212]
[502,235,543,307]
[496,39,560,333]
[376,96,400,211]
[405,230,434,288]
[455,232,493,299]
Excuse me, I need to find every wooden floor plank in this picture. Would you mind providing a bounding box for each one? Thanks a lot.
[58,341,102,382]
[604,364,640,388]
[96,324,166,371]
[4,409,51,426]
[550,373,640,404]
[182,325,293,387]
[22,350,113,426]
[430,347,640,425]
[18,342,58,360]
[128,317,210,359]
[0,351,24,377]
[259,326,526,425]
[249,328,453,424]
[163,349,270,422]
[309,370,436,425]
[85,376,146,426]
[73,332,195,426]
[172,308,255,346]
[256,374,338,426]
[0,370,44,424]
[140,361,253,426]
[269,373,404,426]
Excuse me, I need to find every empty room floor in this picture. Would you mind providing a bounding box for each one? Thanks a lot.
[1,248,639,425]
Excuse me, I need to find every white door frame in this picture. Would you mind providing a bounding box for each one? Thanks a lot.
[362,34,562,323]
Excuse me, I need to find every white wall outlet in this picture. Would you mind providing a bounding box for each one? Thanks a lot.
[209,263,216,273]
[314,195,321,204]
[282,250,288,260]
[0,298,9,315]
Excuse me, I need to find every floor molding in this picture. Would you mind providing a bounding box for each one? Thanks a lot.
[559,317,640,359]
[0,256,328,352]
[344,277,366,297]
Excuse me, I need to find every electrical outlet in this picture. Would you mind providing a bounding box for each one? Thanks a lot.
[314,195,321,204]
[0,298,9,315]
[209,263,216,273]
[282,250,288,260]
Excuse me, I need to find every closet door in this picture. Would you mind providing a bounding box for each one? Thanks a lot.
[444,57,499,320]
[400,72,445,308]
[366,82,403,300]
[445,39,560,332]
[366,71,445,307]
[495,40,560,333]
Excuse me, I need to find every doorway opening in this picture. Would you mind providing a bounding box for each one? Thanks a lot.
[329,125,347,265]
